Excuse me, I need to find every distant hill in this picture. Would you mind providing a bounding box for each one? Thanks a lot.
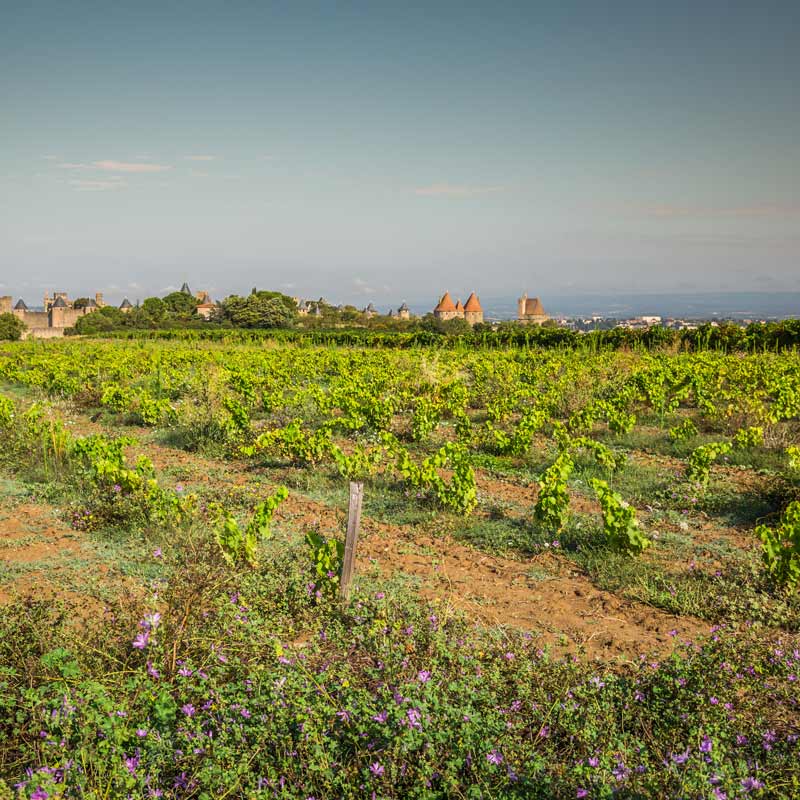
[458,292,800,321]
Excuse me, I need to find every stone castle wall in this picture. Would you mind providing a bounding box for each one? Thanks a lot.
[24,327,66,340]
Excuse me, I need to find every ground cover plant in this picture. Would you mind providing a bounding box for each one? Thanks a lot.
[1,337,799,798]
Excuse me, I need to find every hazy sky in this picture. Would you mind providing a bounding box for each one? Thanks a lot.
[1,1,798,306]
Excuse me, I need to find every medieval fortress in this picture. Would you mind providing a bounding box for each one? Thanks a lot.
[0,283,215,338]
[0,292,126,339]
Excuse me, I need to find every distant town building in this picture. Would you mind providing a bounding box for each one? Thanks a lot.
[517,293,549,325]
[119,298,133,313]
[397,302,411,320]
[362,302,378,319]
[433,291,483,325]
[194,290,216,319]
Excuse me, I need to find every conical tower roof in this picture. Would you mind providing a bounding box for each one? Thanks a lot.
[180,282,191,295]
[14,299,28,310]
[52,296,67,308]
[120,298,133,309]
[464,292,482,312]
[434,291,457,312]
[455,299,465,312]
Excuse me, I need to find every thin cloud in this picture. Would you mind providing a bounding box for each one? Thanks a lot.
[184,155,216,161]
[353,277,375,294]
[635,203,800,219]
[414,183,504,197]
[94,160,171,173]
[188,169,210,177]
[58,160,171,173]
[70,178,127,192]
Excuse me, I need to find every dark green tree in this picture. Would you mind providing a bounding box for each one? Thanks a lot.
[162,291,199,316]
[73,306,126,334]
[0,313,26,341]
[217,291,296,329]
[141,297,166,321]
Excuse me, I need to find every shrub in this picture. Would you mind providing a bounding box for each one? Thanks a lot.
[0,312,25,341]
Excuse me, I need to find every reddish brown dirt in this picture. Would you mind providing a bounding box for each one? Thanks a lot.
[356,528,707,661]
[0,501,85,603]
[10,409,715,661]
[121,441,709,661]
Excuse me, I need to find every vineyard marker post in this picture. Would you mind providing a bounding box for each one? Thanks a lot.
[340,481,364,603]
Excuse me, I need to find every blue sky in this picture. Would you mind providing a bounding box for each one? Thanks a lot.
[1,1,798,306]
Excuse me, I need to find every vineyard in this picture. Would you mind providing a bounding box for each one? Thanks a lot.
[1,337,799,798]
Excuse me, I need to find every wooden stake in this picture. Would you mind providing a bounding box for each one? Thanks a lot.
[340,481,364,603]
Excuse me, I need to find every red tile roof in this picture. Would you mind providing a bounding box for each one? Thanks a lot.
[464,292,482,312]
[435,291,457,312]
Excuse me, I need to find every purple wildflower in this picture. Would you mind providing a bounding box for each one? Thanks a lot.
[486,749,503,765]
[369,762,385,777]
[671,749,690,765]
[124,752,140,775]
[181,704,196,717]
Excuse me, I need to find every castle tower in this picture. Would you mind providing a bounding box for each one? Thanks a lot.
[0,296,11,314]
[433,291,458,321]
[49,295,67,328]
[455,299,465,318]
[517,293,548,325]
[463,292,484,326]
[95,292,105,308]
